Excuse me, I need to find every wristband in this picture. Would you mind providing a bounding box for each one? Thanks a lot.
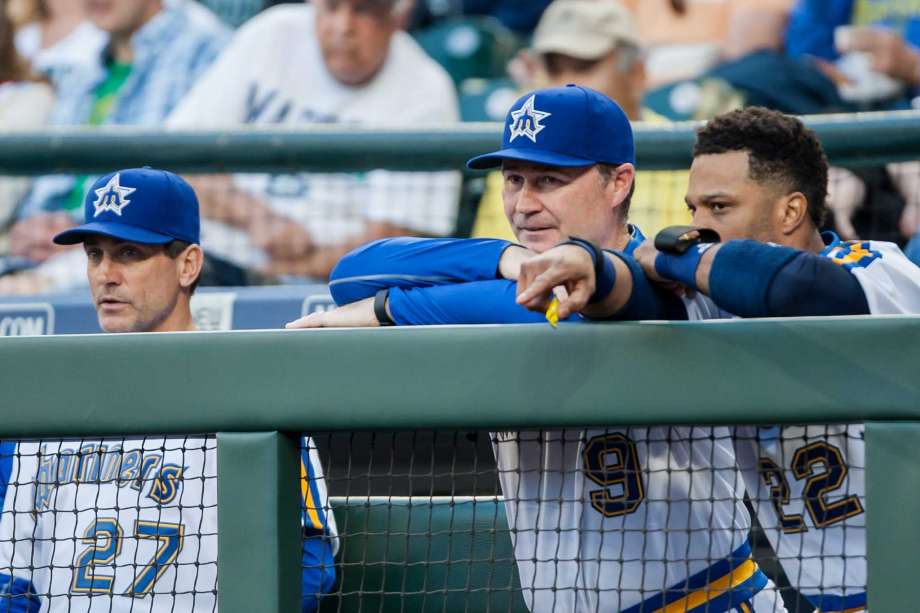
[373,289,395,326]
[558,237,616,303]
[654,243,715,290]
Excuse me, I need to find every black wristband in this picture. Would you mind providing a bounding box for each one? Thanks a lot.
[374,289,395,326]
[558,237,616,303]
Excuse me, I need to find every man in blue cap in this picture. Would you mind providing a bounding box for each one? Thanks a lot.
[0,168,338,613]
[287,84,652,327]
[52,167,204,333]
[285,87,783,612]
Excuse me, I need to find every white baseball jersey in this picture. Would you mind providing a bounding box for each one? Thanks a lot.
[690,237,920,612]
[0,436,335,612]
[492,427,779,613]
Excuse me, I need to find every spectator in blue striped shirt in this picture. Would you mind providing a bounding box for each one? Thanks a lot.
[0,0,228,295]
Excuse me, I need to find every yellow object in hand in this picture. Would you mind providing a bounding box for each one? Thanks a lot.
[545,297,560,328]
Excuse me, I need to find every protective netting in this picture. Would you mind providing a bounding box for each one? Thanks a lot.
[0,436,218,612]
[306,425,866,613]
[0,426,871,612]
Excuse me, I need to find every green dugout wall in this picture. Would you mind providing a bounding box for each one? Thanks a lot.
[1,318,919,611]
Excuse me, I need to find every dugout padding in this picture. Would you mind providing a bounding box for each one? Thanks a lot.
[319,497,526,613]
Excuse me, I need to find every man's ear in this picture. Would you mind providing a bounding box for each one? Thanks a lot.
[778,191,811,235]
[607,163,636,213]
[178,244,204,290]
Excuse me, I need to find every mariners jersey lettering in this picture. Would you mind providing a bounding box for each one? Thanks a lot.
[0,436,336,612]
[492,427,772,612]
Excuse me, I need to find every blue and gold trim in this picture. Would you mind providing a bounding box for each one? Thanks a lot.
[807,591,867,612]
[821,232,882,271]
[300,439,327,534]
[621,541,768,613]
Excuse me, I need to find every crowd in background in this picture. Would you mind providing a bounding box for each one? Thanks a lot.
[2,0,920,297]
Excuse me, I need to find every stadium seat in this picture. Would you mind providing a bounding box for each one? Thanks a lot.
[319,496,527,612]
[413,17,522,85]
[459,78,518,122]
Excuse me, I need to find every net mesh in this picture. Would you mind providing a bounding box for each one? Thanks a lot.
[0,436,218,612]
[302,426,865,613]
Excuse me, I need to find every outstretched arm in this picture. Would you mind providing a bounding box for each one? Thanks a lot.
[635,239,870,317]
[287,279,579,328]
[328,237,532,305]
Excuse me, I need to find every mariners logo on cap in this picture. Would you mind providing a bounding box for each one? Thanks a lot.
[508,95,551,143]
[92,173,136,217]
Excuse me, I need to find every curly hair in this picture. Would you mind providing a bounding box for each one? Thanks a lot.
[693,107,828,228]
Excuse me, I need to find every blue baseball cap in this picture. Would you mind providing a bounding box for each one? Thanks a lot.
[467,84,635,169]
[53,167,200,245]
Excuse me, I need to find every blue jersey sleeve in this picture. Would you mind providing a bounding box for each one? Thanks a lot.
[785,0,853,60]
[329,237,514,305]
[709,240,869,317]
[388,279,581,325]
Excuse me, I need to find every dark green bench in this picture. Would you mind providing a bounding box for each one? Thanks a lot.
[319,496,528,612]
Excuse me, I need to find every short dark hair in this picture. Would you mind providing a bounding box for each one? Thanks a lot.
[164,240,201,294]
[597,163,635,221]
[693,107,828,228]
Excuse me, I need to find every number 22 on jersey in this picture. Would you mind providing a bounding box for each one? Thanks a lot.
[72,518,184,596]
[759,440,864,533]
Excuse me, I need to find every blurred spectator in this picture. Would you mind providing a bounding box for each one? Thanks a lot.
[0,0,53,261]
[10,0,105,78]
[787,0,920,105]
[783,1,920,246]
[472,0,690,241]
[0,0,228,294]
[166,0,460,280]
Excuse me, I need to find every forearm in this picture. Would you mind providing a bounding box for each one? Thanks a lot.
[702,241,870,317]
[329,236,515,304]
[585,252,686,321]
[185,175,280,231]
[389,279,580,325]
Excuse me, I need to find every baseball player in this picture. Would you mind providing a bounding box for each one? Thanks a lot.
[0,168,337,612]
[514,107,920,611]
[289,87,784,612]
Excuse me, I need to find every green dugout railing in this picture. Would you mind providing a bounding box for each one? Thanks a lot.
[3,110,920,174]
[1,318,919,611]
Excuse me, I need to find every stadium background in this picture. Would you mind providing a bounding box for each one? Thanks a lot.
[2,0,920,611]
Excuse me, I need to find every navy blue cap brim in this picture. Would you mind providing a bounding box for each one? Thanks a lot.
[53,221,176,245]
[466,147,598,170]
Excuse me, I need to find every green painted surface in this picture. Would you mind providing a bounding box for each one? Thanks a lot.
[319,497,526,613]
[865,422,920,612]
[0,319,918,437]
[217,432,301,613]
[1,112,918,174]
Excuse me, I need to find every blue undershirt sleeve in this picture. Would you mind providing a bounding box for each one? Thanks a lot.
[388,280,581,325]
[709,240,870,317]
[603,252,688,321]
[329,237,513,305]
